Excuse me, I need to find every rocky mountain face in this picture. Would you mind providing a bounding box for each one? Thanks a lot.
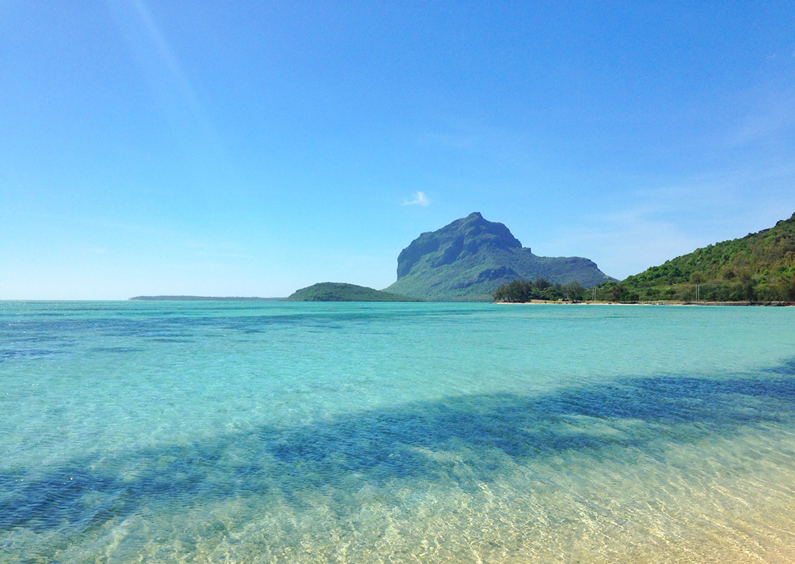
[384,212,613,300]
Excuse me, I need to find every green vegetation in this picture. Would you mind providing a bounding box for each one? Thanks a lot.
[591,212,795,303]
[384,212,613,301]
[285,282,422,302]
[493,278,586,302]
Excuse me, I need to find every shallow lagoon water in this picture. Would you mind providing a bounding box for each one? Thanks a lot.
[1,301,795,563]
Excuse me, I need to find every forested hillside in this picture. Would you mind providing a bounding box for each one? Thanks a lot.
[601,213,795,302]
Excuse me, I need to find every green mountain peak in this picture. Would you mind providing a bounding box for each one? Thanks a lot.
[385,213,612,300]
[397,212,523,279]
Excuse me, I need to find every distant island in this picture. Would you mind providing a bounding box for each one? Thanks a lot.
[133,212,795,305]
[384,212,613,300]
[285,282,423,302]
[130,296,283,301]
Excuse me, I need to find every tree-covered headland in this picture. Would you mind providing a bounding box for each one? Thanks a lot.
[494,213,795,303]
[286,282,422,302]
[609,212,795,303]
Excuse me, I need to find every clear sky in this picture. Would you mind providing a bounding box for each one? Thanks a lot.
[1,1,794,299]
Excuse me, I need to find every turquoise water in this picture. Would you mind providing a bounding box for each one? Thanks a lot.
[2,301,795,563]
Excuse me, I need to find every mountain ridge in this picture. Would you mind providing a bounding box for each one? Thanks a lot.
[385,212,613,300]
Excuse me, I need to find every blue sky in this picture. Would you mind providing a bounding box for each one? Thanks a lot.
[1,1,794,299]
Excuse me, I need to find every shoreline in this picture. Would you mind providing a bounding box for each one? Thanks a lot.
[494,300,795,307]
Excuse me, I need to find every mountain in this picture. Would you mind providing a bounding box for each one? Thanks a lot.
[286,282,422,302]
[384,212,613,300]
[612,212,795,302]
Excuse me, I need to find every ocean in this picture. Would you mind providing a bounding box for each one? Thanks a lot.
[1,301,794,563]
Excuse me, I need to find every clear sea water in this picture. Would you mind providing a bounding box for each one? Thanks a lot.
[2,301,795,563]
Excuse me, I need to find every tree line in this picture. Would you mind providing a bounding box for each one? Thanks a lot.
[605,273,795,303]
[492,278,586,302]
[493,274,795,303]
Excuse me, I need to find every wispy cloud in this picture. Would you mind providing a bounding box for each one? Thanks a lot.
[403,191,430,207]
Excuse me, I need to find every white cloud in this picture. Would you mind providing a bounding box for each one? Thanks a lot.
[403,191,430,206]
